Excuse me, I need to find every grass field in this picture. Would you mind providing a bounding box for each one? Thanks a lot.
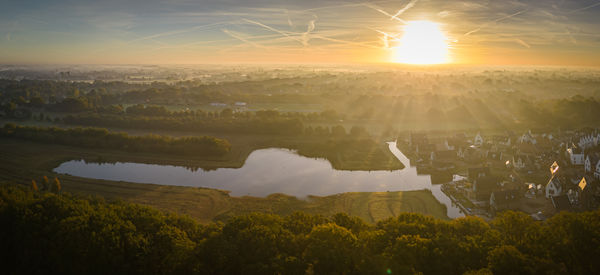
[0,138,448,222]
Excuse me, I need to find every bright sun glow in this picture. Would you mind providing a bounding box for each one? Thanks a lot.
[392,21,450,64]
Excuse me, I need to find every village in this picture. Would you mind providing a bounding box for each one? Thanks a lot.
[400,129,600,220]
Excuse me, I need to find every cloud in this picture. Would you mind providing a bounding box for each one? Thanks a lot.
[222,29,267,49]
[514,38,530,48]
[569,1,600,14]
[302,19,316,46]
[363,3,406,24]
[242,18,304,45]
[390,0,418,21]
[464,9,527,36]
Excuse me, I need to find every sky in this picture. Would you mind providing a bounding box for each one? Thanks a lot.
[1,0,600,66]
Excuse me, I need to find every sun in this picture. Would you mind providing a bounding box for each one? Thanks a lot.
[391,21,450,65]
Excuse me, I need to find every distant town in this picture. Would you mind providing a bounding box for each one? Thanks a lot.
[401,129,600,220]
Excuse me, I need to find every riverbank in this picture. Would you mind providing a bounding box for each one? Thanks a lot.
[0,138,445,222]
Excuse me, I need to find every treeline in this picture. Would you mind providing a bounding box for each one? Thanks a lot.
[0,124,230,156]
[62,113,306,135]
[2,184,599,274]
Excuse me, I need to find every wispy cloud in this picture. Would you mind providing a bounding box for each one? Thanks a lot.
[222,29,268,49]
[242,18,304,45]
[127,22,227,44]
[514,38,530,48]
[390,0,418,21]
[363,3,407,24]
[568,1,600,14]
[463,9,527,36]
[302,19,316,46]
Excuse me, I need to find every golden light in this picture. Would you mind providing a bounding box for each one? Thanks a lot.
[391,21,450,64]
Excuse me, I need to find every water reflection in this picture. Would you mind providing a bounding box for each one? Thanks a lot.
[54,142,464,218]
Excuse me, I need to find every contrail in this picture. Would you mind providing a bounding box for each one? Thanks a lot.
[300,0,397,12]
[311,34,383,49]
[222,29,267,49]
[127,22,226,44]
[463,9,527,36]
[242,18,304,45]
[363,3,407,23]
[390,0,418,21]
[302,19,316,46]
[515,38,530,48]
[568,1,600,13]
[284,9,294,27]
[371,29,401,48]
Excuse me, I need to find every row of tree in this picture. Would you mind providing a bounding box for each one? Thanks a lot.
[62,114,306,135]
[0,124,231,156]
[1,184,599,274]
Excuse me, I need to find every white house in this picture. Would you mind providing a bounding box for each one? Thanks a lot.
[443,139,455,150]
[519,131,537,144]
[546,176,563,199]
[474,132,484,146]
[585,153,600,174]
[566,145,584,165]
[578,134,595,150]
[500,137,511,147]
[512,154,530,170]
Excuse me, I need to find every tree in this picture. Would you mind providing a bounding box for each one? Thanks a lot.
[42,176,49,191]
[53,177,61,193]
[31,180,38,192]
[220,108,233,119]
[487,245,530,275]
[29,96,45,108]
[330,125,346,136]
[304,223,358,274]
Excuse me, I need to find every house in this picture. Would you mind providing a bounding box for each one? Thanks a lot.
[431,161,455,171]
[468,167,491,181]
[490,189,521,212]
[566,144,584,165]
[486,146,503,161]
[409,133,428,148]
[431,149,456,161]
[470,175,503,201]
[595,160,600,180]
[458,146,484,163]
[416,143,436,160]
[585,153,600,174]
[551,195,572,212]
[443,139,455,150]
[519,130,537,144]
[546,176,563,198]
[574,176,597,209]
[514,142,538,156]
[457,146,467,159]
[492,135,511,147]
[234,102,247,106]
[512,154,532,170]
[578,134,596,149]
[473,132,484,146]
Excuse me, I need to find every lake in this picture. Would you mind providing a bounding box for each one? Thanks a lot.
[54,142,464,218]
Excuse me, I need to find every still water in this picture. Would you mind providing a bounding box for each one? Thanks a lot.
[54,142,464,218]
